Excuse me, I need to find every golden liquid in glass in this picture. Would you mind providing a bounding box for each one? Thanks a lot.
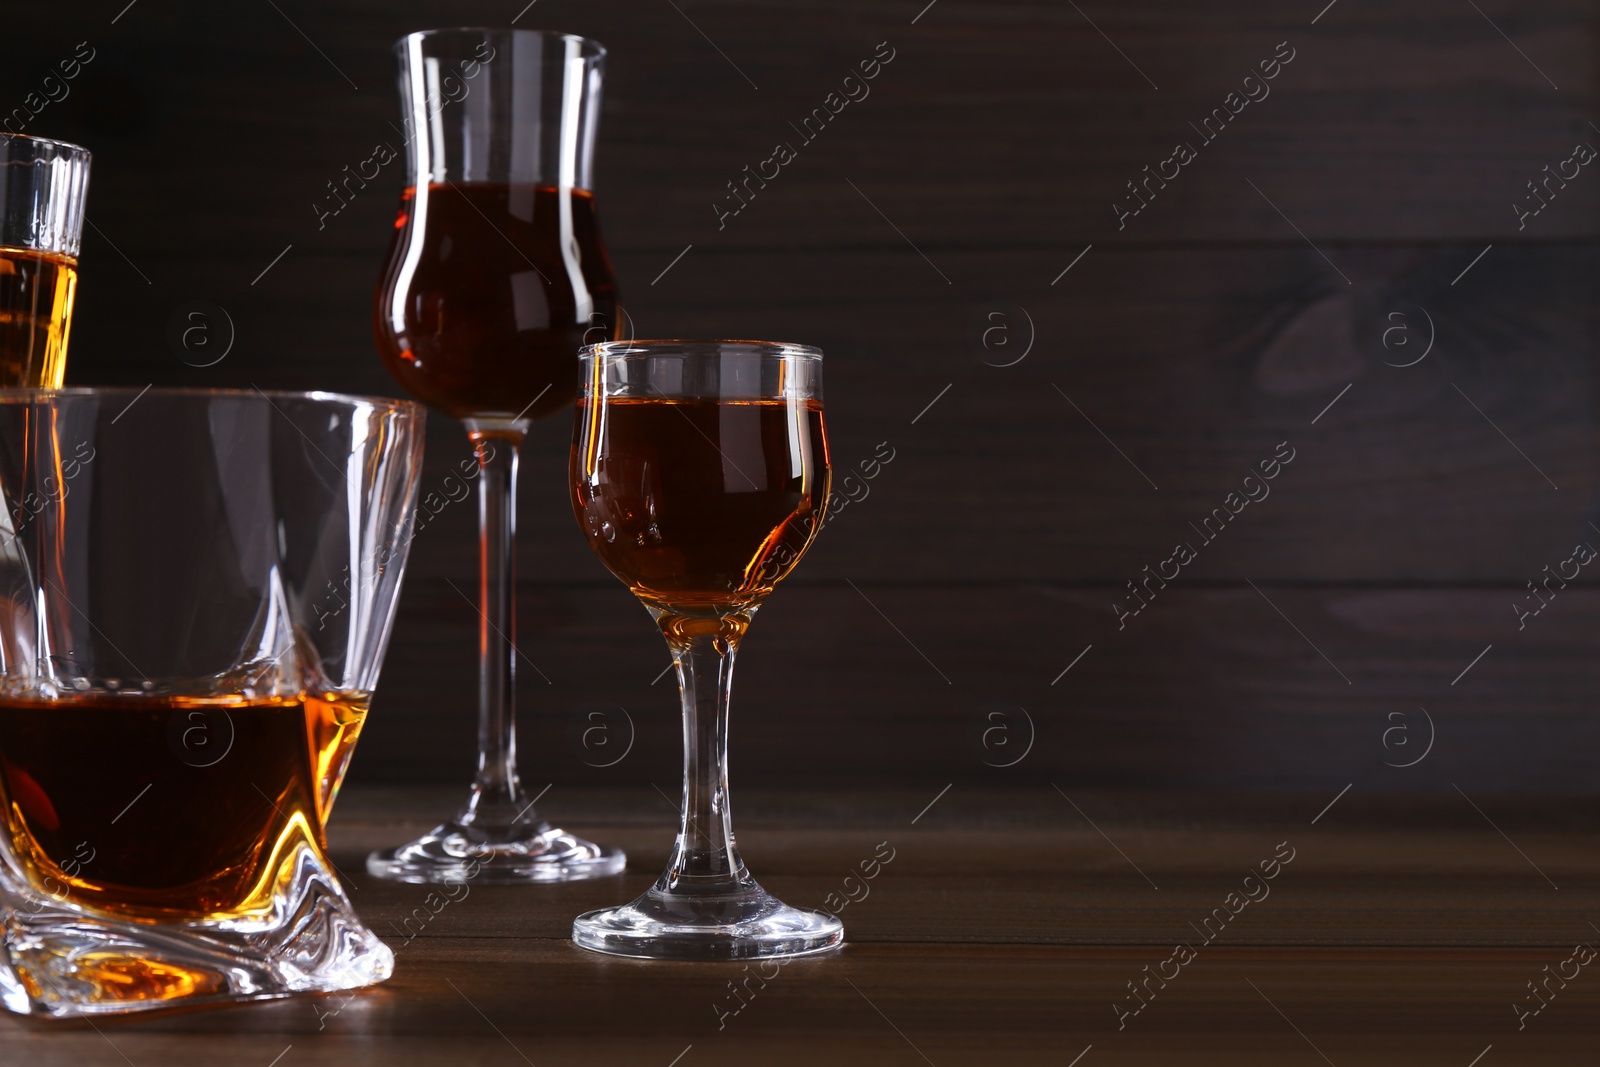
[0,246,77,387]
[0,692,367,922]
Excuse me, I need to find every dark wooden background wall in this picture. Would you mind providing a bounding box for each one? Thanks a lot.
[7,1,1596,793]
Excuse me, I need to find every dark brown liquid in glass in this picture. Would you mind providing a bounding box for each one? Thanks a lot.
[375,183,620,420]
[0,693,366,919]
[571,397,830,610]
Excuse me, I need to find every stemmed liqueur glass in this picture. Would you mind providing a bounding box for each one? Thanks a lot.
[569,340,843,958]
[368,28,624,883]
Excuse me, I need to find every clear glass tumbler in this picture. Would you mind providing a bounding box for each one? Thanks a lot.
[0,133,91,387]
[569,341,843,959]
[0,388,424,1018]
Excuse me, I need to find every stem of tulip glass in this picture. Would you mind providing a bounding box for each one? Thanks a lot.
[462,428,528,827]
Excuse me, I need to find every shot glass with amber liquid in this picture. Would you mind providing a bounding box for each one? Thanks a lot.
[0,133,89,387]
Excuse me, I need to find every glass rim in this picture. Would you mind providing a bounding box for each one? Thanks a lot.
[579,340,823,362]
[0,131,91,162]
[395,27,606,59]
[0,386,424,415]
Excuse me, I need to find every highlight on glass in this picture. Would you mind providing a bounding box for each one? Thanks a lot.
[569,340,841,959]
[0,133,90,388]
[0,388,425,1018]
[369,27,626,884]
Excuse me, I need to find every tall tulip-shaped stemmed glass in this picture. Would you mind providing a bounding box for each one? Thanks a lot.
[569,341,842,959]
[369,28,625,883]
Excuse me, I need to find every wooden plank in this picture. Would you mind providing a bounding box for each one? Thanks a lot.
[317,790,1600,948]
[17,944,1575,1066]
[1,0,1594,259]
[353,584,1600,790]
[4,787,1596,1062]
[56,242,1600,585]
[9,945,1595,1066]
[27,237,1600,792]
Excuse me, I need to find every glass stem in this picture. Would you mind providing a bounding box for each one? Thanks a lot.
[658,614,753,894]
[463,427,529,828]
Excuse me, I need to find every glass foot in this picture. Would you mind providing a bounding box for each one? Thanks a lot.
[1,842,391,1018]
[572,882,843,960]
[367,818,625,884]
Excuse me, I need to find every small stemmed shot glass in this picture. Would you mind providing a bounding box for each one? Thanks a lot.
[568,341,841,959]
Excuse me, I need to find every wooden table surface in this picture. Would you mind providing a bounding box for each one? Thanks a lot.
[3,786,1597,1065]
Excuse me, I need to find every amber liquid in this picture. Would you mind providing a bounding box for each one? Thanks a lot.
[0,692,367,920]
[375,183,620,420]
[572,397,830,610]
[0,247,77,387]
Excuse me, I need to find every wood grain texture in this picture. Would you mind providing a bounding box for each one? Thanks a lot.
[323,787,1600,947]
[357,583,1600,791]
[49,242,1600,581]
[15,948,1596,1067]
[4,0,1597,252]
[0,0,1592,793]
[1,4,1595,1064]
[3,788,1596,1064]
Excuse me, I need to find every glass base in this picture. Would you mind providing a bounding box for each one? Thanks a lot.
[572,882,843,960]
[0,845,391,1019]
[367,818,625,885]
